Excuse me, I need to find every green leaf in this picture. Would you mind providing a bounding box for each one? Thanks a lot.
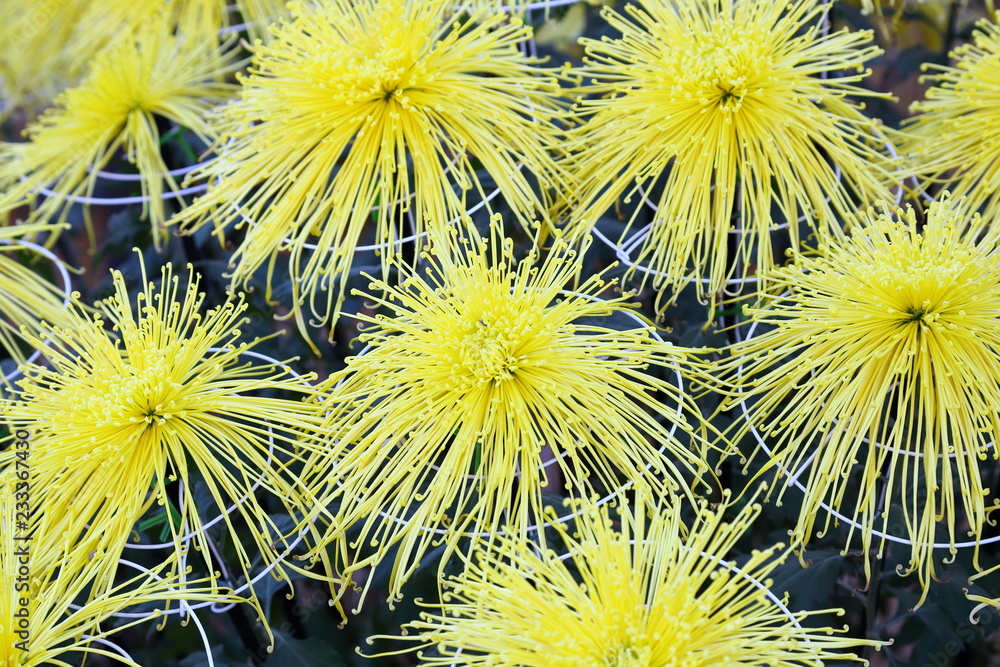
[769,549,848,611]
[265,630,346,667]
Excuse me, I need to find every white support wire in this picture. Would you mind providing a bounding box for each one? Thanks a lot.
[181,598,216,667]
[109,526,313,619]
[92,162,207,182]
[79,635,138,664]
[83,490,314,625]
[19,125,217,207]
[284,175,510,254]
[82,557,216,667]
[32,182,209,207]
[1,236,75,384]
[590,223,763,288]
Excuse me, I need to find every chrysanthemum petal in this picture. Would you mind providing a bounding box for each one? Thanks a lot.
[0,13,239,249]
[0,255,332,632]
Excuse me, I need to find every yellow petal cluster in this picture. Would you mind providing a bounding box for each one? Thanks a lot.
[0,0,979,658]
[0,223,73,383]
[719,196,1000,607]
[905,17,1000,222]
[173,0,569,349]
[0,0,284,118]
[0,472,242,667]
[0,2,88,120]
[374,491,881,665]
[0,13,239,249]
[565,0,898,313]
[0,256,325,631]
[304,218,713,607]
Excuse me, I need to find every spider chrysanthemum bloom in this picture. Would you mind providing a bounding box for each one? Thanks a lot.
[0,0,284,119]
[173,0,569,351]
[0,256,327,626]
[564,0,897,312]
[717,196,1000,607]
[374,491,882,665]
[0,2,88,119]
[0,14,239,249]
[304,218,714,606]
[0,474,243,667]
[904,17,1000,221]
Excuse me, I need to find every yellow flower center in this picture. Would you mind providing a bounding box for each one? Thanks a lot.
[864,245,982,333]
[98,350,187,426]
[430,270,549,391]
[343,41,417,103]
[114,87,151,114]
[603,644,651,667]
[673,24,775,116]
[46,330,203,461]
[326,3,432,108]
[459,318,524,384]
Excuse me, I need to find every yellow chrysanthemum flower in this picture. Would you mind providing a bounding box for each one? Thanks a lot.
[0,14,238,249]
[0,473,242,667]
[304,218,714,607]
[717,196,1000,607]
[0,2,88,119]
[372,491,882,665]
[173,0,569,351]
[565,0,897,312]
[904,17,1000,221]
[0,256,327,631]
[0,0,284,118]
[0,223,73,383]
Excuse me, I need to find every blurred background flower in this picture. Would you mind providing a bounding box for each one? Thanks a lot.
[0,12,239,249]
[0,0,286,121]
[904,16,1000,220]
